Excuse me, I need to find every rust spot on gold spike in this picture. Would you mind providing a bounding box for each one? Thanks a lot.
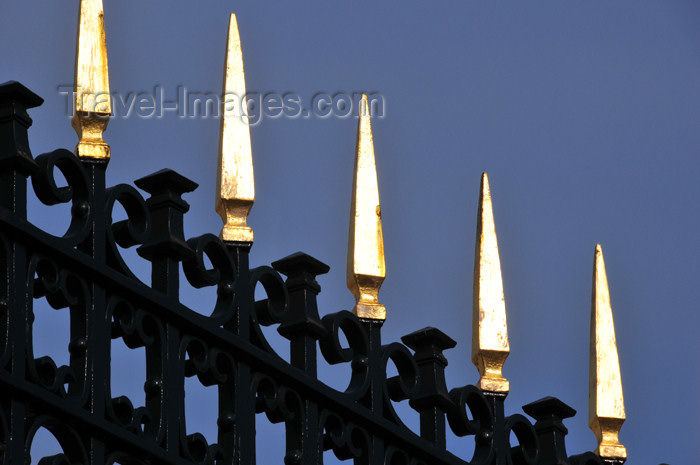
[590,244,627,461]
[347,95,386,321]
[72,0,111,160]
[472,173,510,393]
[216,14,255,243]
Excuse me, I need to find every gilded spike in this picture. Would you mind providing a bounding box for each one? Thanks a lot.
[216,14,255,243]
[72,0,111,160]
[347,95,386,320]
[590,244,627,461]
[472,173,510,392]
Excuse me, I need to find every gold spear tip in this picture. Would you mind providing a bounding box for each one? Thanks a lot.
[590,244,627,461]
[359,93,370,116]
[347,96,386,320]
[72,0,111,160]
[472,172,510,393]
[215,12,255,244]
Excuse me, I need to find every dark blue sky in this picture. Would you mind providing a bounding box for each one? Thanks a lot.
[2,2,699,463]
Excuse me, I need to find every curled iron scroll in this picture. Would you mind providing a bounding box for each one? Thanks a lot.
[107,297,164,439]
[251,372,301,424]
[31,149,92,243]
[183,432,224,465]
[25,416,88,465]
[382,342,420,425]
[183,234,236,322]
[27,255,89,403]
[105,184,151,278]
[319,411,370,462]
[183,336,236,387]
[319,310,370,397]
[504,413,539,465]
[179,336,230,465]
[247,265,290,354]
[250,265,289,327]
[446,385,494,464]
[384,446,428,465]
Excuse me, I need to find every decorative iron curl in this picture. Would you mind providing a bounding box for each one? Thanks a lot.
[179,336,234,465]
[109,298,163,350]
[319,411,371,462]
[108,395,152,436]
[182,431,225,465]
[384,446,428,465]
[31,255,89,310]
[30,149,92,243]
[251,372,302,424]
[28,346,76,397]
[107,298,163,436]
[182,336,236,387]
[247,265,290,353]
[251,266,289,326]
[381,342,420,425]
[385,446,410,465]
[25,415,88,465]
[319,310,370,397]
[182,234,236,322]
[504,413,539,465]
[446,385,494,464]
[105,184,151,278]
[27,255,89,402]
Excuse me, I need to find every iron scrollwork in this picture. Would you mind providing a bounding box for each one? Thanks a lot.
[31,149,92,244]
[0,82,627,465]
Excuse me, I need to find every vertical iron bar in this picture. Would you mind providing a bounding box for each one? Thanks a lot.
[227,243,256,465]
[274,252,330,465]
[362,320,384,464]
[402,328,456,449]
[135,170,197,453]
[79,159,108,465]
[0,82,40,464]
[484,392,508,465]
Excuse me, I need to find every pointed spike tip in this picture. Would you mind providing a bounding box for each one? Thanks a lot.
[72,0,111,160]
[472,172,510,392]
[216,12,255,243]
[347,101,386,320]
[589,244,627,461]
[360,93,370,117]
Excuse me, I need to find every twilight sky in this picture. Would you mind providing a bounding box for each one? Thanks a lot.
[2,2,699,464]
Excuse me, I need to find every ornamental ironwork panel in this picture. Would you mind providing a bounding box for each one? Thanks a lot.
[0,2,657,465]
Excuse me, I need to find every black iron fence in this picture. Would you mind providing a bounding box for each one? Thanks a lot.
[0,78,632,465]
[0,0,675,463]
